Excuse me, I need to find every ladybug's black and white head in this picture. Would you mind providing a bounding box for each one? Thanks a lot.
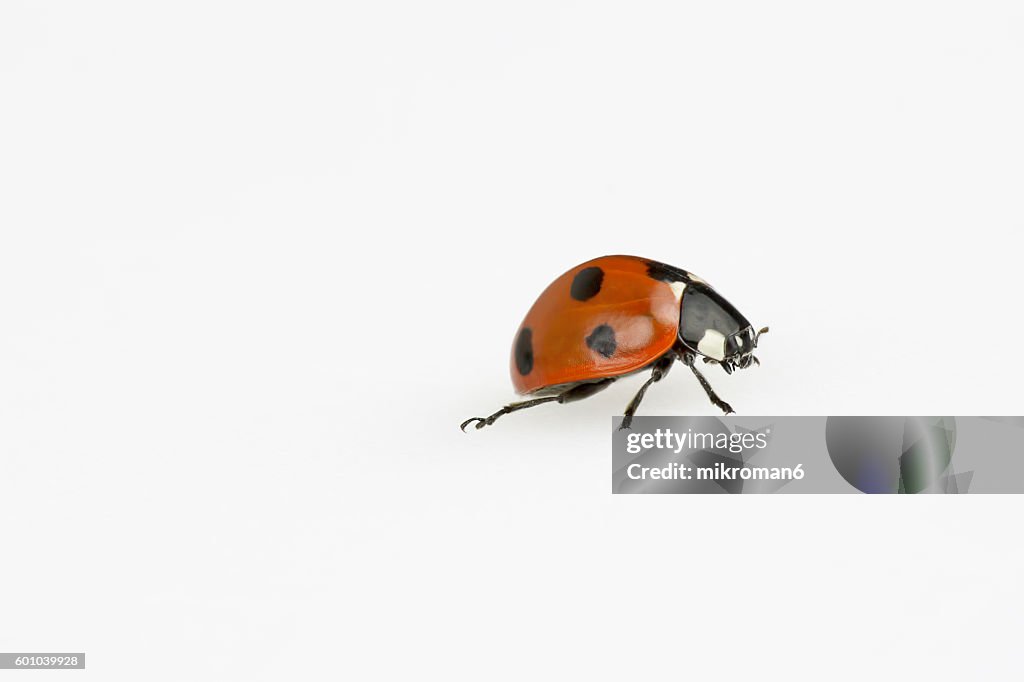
[677,282,766,374]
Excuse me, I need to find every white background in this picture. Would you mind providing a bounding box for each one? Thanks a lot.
[2,1,1023,679]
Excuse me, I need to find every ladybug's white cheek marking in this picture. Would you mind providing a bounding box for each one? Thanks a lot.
[698,329,727,361]
[668,281,687,301]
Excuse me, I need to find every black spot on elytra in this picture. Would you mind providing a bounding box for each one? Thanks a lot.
[570,266,604,301]
[646,260,692,283]
[514,327,534,375]
[585,324,617,358]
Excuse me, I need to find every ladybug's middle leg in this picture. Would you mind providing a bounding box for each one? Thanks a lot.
[618,355,676,430]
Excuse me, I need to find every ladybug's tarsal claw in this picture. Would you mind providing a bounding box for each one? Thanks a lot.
[460,417,485,432]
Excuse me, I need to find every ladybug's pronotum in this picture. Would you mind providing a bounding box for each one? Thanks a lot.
[462,255,768,431]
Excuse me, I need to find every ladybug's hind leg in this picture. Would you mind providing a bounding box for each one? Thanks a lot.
[461,379,615,431]
[619,355,675,431]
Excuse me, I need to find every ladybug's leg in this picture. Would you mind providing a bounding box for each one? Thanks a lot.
[460,396,559,431]
[619,355,675,430]
[680,352,734,414]
[461,378,615,431]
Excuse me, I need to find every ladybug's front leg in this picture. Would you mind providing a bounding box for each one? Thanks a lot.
[679,351,735,415]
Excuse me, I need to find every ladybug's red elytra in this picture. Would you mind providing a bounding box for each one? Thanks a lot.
[461,255,768,431]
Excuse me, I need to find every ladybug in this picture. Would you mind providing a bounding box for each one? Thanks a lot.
[461,255,768,431]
